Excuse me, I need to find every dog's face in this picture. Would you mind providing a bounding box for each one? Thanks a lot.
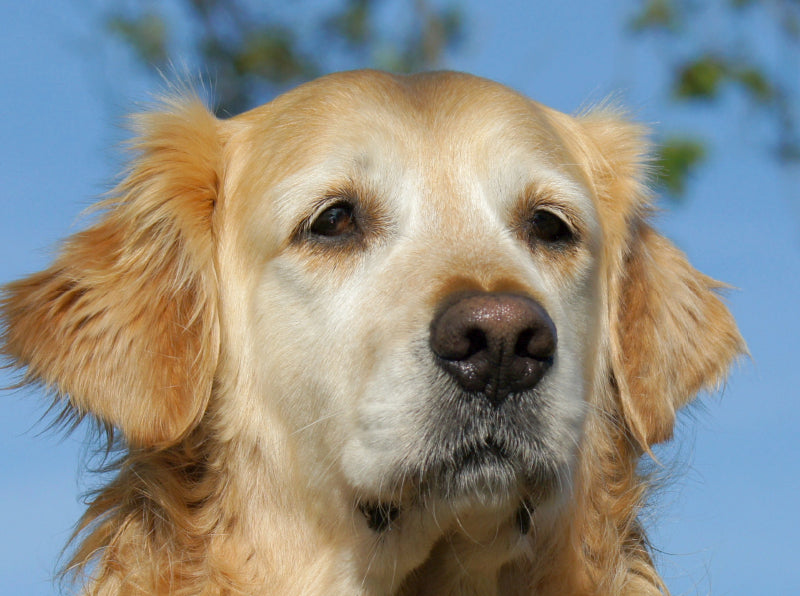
[217,72,602,515]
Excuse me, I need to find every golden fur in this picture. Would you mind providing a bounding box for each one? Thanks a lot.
[2,71,743,595]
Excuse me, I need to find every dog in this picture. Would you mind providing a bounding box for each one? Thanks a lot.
[2,70,743,595]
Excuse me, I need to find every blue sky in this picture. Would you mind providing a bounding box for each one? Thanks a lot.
[2,2,798,594]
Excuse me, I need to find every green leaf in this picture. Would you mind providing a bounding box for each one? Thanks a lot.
[735,67,775,103]
[674,55,729,100]
[654,137,707,197]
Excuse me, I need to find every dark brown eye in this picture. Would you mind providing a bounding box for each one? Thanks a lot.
[529,210,573,245]
[309,203,357,238]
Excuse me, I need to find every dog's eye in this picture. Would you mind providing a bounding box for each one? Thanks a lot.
[528,210,574,245]
[309,203,357,238]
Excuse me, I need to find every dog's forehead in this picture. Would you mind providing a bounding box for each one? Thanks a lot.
[233,70,579,166]
[225,71,596,242]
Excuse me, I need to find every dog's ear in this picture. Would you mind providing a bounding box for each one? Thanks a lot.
[610,222,744,447]
[1,97,221,448]
[576,110,744,449]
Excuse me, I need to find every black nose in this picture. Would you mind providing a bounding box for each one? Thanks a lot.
[430,292,557,406]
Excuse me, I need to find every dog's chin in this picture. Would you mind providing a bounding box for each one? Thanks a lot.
[354,446,562,536]
[425,455,525,509]
[419,443,562,508]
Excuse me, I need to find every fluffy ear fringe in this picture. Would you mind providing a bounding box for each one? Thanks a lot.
[611,223,745,447]
[1,96,222,448]
[575,108,744,448]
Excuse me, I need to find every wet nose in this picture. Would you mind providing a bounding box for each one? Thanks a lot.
[430,292,557,406]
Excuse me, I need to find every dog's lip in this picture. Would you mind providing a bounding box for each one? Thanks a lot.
[452,434,513,465]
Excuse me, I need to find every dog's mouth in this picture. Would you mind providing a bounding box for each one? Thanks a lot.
[423,432,534,500]
[355,430,553,533]
[452,434,511,468]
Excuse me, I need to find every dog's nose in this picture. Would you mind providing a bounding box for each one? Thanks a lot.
[430,292,557,405]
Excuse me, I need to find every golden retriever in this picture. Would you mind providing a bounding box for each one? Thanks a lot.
[2,70,743,595]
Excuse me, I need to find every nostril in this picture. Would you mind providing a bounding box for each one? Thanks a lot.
[464,328,488,359]
[516,323,557,362]
[515,328,535,359]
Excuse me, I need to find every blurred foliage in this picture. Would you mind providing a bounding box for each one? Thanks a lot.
[630,0,682,33]
[102,0,463,115]
[654,137,707,197]
[630,0,800,195]
[107,12,169,65]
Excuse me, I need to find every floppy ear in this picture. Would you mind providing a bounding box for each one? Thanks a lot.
[576,109,744,448]
[1,97,221,448]
[610,222,744,447]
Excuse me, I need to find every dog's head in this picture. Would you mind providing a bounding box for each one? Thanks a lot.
[221,72,608,513]
[2,71,742,531]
